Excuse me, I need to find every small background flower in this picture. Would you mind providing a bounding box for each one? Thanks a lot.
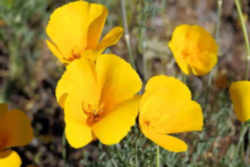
[0,104,33,167]
[168,24,218,76]
[230,81,250,122]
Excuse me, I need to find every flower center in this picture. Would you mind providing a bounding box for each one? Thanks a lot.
[144,120,150,127]
[66,51,81,62]
[181,49,193,62]
[86,113,101,126]
[181,46,202,67]
[82,103,104,126]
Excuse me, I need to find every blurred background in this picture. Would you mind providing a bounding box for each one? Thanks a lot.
[0,0,249,166]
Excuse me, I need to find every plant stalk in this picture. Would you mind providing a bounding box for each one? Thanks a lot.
[121,0,136,69]
[236,124,248,164]
[62,131,69,167]
[156,145,160,167]
[234,0,250,80]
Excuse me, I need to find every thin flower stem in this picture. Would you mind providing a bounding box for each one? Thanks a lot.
[215,0,223,42]
[237,125,248,148]
[208,0,223,88]
[62,131,69,167]
[161,0,167,13]
[121,0,136,69]
[236,124,248,163]
[205,0,223,111]
[156,145,160,167]
[234,0,250,80]
[135,141,138,167]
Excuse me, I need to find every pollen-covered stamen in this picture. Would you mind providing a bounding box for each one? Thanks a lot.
[66,51,81,62]
[82,103,104,126]
[144,120,150,127]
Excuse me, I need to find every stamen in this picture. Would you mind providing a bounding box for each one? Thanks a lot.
[82,102,104,126]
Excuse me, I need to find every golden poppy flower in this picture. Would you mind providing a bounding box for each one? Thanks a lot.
[0,104,33,167]
[46,0,124,63]
[168,24,218,76]
[139,75,203,152]
[56,54,142,148]
[229,81,250,122]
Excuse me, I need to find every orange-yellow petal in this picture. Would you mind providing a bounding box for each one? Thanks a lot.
[140,88,202,134]
[97,27,124,53]
[0,103,8,118]
[92,96,140,145]
[140,76,203,134]
[142,129,188,152]
[0,150,21,167]
[96,54,142,112]
[64,91,87,124]
[59,58,100,148]
[139,75,203,152]
[140,76,192,117]
[0,110,33,148]
[56,57,99,108]
[0,150,11,158]
[153,101,203,134]
[143,75,191,103]
[46,1,89,62]
[168,44,190,75]
[87,3,108,49]
[168,24,218,76]
[229,81,250,122]
[46,40,66,63]
[64,91,94,148]
[65,119,93,148]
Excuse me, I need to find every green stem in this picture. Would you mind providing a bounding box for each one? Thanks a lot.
[161,0,167,13]
[234,0,250,80]
[215,0,223,41]
[135,139,138,167]
[62,131,69,167]
[208,0,223,86]
[205,0,223,110]
[237,124,248,156]
[156,145,160,167]
[235,124,249,166]
[121,0,136,69]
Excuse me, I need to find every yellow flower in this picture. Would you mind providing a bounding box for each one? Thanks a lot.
[46,0,124,63]
[0,104,33,167]
[229,81,250,122]
[168,24,218,76]
[56,54,142,148]
[139,75,203,152]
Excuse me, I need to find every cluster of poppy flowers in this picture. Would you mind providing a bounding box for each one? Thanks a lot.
[1,0,249,166]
